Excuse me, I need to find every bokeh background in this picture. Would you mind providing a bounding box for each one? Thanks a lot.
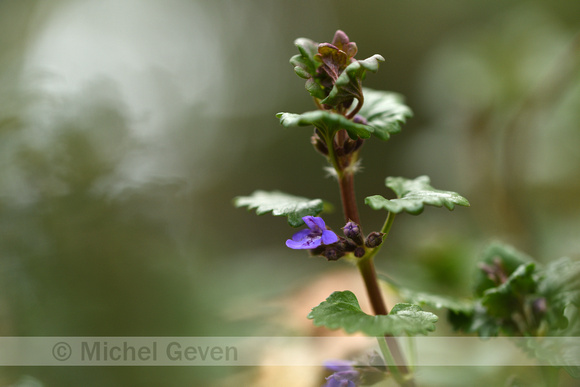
[1,0,579,386]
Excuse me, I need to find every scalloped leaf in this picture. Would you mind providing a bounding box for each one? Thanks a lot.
[234,190,325,227]
[537,257,580,331]
[276,110,373,139]
[358,88,413,141]
[291,38,319,79]
[321,55,385,107]
[526,337,580,379]
[481,262,537,318]
[290,38,326,99]
[308,290,438,336]
[365,175,470,215]
[382,279,474,314]
[475,242,535,296]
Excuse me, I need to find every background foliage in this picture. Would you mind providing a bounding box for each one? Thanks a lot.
[1,0,579,386]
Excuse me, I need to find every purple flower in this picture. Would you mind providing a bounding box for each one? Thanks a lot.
[324,359,355,372]
[323,360,360,387]
[286,216,338,249]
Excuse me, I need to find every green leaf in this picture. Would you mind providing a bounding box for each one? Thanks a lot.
[276,110,373,140]
[358,88,413,141]
[539,257,580,311]
[290,38,326,99]
[276,88,412,142]
[380,275,473,314]
[320,54,385,107]
[481,262,537,318]
[449,243,579,345]
[365,175,470,215]
[291,38,318,78]
[451,301,502,337]
[400,288,474,314]
[234,190,325,227]
[526,337,580,379]
[308,290,438,336]
[475,242,534,296]
[538,257,580,332]
[523,257,580,379]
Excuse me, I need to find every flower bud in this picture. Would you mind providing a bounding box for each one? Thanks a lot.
[532,297,547,317]
[343,137,364,155]
[311,131,328,156]
[365,232,384,248]
[340,238,357,252]
[342,221,364,245]
[308,245,326,257]
[323,246,345,261]
[354,246,366,258]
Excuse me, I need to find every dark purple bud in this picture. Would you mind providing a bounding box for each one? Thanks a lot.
[343,221,364,245]
[308,245,326,256]
[333,138,345,157]
[351,138,364,153]
[340,238,357,252]
[323,246,345,261]
[311,131,328,156]
[354,246,366,258]
[532,297,547,316]
[365,232,384,248]
[343,137,364,155]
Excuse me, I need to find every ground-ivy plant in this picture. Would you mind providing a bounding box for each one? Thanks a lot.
[235,30,472,387]
[382,241,580,385]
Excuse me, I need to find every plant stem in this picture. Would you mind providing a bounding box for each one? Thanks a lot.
[346,95,364,119]
[330,147,415,386]
[339,172,360,224]
[358,256,415,386]
[377,336,406,386]
[358,256,388,314]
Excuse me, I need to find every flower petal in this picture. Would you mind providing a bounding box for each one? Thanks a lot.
[324,373,357,387]
[291,229,311,242]
[302,215,320,231]
[286,235,322,249]
[322,230,339,245]
[323,359,354,372]
[308,216,327,231]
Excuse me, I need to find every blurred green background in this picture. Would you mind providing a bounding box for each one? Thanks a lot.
[1,0,579,386]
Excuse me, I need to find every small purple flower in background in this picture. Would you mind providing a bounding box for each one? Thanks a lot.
[286,216,338,249]
[323,359,360,387]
